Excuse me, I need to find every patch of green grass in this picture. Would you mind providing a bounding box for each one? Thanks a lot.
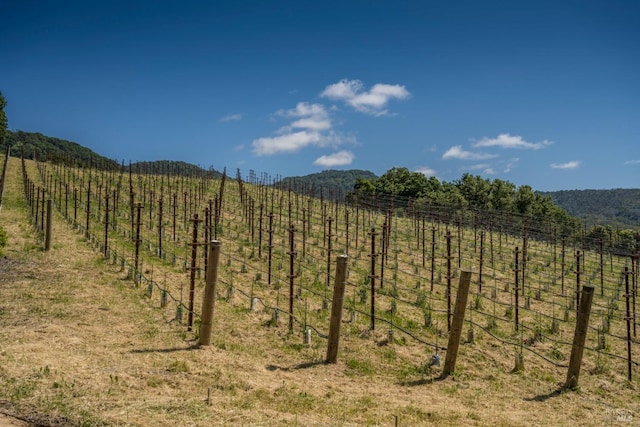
[345,357,376,377]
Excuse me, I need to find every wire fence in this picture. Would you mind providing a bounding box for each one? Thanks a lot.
[17,155,639,384]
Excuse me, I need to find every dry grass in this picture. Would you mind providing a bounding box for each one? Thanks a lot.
[0,156,638,426]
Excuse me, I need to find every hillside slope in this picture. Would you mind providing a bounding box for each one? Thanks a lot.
[277,169,377,199]
[541,189,640,229]
[3,130,118,168]
[0,155,637,426]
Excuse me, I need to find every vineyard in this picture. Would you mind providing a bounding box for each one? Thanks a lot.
[0,152,638,426]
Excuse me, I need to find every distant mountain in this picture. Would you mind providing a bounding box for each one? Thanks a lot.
[540,189,640,230]
[3,130,119,168]
[276,169,378,200]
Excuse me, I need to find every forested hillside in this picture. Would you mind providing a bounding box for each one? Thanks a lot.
[540,189,640,230]
[131,160,221,177]
[276,169,377,199]
[2,130,118,168]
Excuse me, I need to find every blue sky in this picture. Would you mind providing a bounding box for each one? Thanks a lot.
[2,0,639,190]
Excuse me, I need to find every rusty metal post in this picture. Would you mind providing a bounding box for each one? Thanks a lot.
[158,196,163,257]
[44,199,53,251]
[575,251,582,311]
[73,187,78,224]
[104,192,109,257]
[134,203,143,285]
[369,227,378,330]
[258,203,263,259]
[288,224,296,332]
[431,226,436,292]
[446,230,452,331]
[326,217,333,287]
[267,212,274,287]
[514,246,520,332]
[85,177,91,238]
[187,214,201,331]
[561,237,566,295]
[624,267,633,381]
[479,230,484,293]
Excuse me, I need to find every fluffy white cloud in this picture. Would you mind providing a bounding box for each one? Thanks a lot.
[219,113,242,122]
[252,101,356,157]
[414,166,437,177]
[624,159,640,165]
[473,133,552,150]
[313,150,355,167]
[550,160,580,170]
[321,79,410,115]
[320,79,362,100]
[442,145,497,160]
[252,131,322,156]
[277,102,332,132]
[252,130,354,157]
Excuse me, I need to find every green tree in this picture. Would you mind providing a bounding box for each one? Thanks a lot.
[0,91,7,148]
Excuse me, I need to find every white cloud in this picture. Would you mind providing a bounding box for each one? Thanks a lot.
[219,113,242,122]
[321,79,363,100]
[313,150,355,167]
[276,102,332,132]
[442,145,497,160]
[252,131,322,156]
[278,102,328,119]
[288,117,332,131]
[252,100,356,157]
[321,79,410,115]
[624,159,640,165]
[550,160,580,170]
[473,133,552,150]
[414,166,437,177]
[252,130,354,157]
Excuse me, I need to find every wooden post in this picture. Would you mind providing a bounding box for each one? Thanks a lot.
[44,199,53,251]
[199,240,221,346]
[564,284,595,389]
[442,270,472,377]
[326,254,348,363]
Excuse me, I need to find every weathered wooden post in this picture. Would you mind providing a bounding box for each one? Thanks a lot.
[199,240,221,346]
[442,270,472,378]
[564,284,595,389]
[326,254,348,364]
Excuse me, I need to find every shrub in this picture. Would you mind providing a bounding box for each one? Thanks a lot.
[0,225,7,255]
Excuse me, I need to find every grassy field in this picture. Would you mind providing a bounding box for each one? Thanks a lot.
[0,156,638,426]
